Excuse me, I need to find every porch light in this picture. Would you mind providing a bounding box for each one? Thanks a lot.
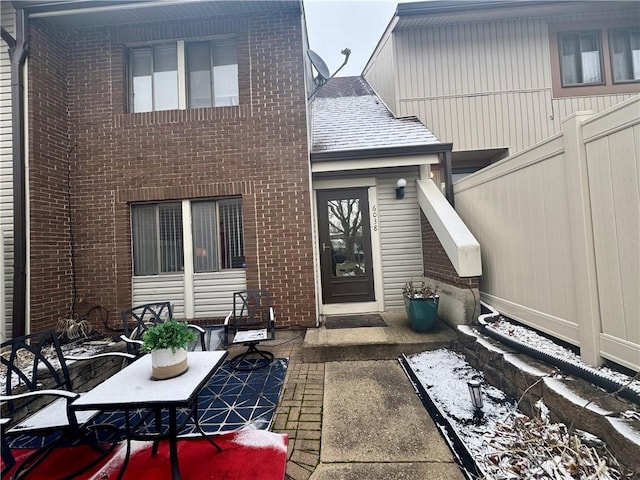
[395,178,407,199]
[467,379,483,411]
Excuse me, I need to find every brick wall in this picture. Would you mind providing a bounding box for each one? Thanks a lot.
[420,212,479,289]
[27,8,315,332]
[28,20,74,333]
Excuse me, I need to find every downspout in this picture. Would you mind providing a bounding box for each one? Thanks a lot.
[1,8,28,337]
[443,149,454,208]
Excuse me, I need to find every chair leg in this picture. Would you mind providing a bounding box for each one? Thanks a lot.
[10,435,62,480]
[8,424,121,480]
[229,343,274,371]
[1,435,15,478]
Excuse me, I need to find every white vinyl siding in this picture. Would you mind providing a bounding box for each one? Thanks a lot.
[366,13,639,155]
[1,2,15,341]
[131,267,247,320]
[377,172,424,310]
[193,270,247,317]
[132,275,186,319]
[361,34,396,113]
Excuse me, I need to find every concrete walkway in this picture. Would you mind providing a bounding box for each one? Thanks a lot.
[311,360,464,479]
[229,314,466,480]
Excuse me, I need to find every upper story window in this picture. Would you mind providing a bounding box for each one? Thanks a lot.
[559,32,603,86]
[549,21,640,98]
[186,41,238,108]
[129,39,238,113]
[610,29,640,83]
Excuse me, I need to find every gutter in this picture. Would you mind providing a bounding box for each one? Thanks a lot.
[396,1,576,17]
[311,143,452,161]
[1,9,28,337]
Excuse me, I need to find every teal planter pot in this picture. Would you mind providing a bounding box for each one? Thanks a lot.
[404,296,439,332]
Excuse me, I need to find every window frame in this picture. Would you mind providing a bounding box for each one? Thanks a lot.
[557,31,604,88]
[131,197,244,277]
[548,20,640,98]
[609,28,640,85]
[127,36,239,113]
[131,202,184,276]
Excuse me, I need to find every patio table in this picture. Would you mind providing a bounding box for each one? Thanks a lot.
[70,350,228,480]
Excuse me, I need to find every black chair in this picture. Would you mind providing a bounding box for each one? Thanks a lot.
[223,290,276,370]
[0,331,134,479]
[120,302,206,355]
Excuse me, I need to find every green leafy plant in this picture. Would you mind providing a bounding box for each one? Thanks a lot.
[403,280,438,300]
[141,321,196,354]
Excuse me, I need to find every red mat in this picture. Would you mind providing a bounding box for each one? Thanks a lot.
[2,430,288,480]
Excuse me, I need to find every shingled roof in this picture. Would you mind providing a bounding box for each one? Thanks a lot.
[311,76,440,155]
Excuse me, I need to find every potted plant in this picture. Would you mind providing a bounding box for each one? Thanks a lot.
[142,321,196,380]
[403,281,439,332]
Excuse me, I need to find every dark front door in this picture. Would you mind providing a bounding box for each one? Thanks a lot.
[318,188,375,304]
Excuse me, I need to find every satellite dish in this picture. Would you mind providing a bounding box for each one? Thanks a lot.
[308,50,330,85]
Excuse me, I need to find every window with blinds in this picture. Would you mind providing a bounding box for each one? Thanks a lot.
[131,198,244,275]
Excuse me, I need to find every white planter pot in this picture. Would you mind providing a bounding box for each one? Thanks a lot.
[151,348,188,380]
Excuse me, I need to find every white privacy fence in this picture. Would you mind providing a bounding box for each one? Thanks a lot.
[454,96,639,371]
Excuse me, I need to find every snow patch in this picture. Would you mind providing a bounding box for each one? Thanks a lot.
[607,416,640,445]
[543,377,612,415]
[489,318,640,395]
[88,440,153,480]
[503,353,549,377]
[232,429,287,453]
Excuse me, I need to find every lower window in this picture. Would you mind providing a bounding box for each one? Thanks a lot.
[131,198,244,276]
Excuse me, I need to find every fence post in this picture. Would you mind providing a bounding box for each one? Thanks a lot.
[562,111,602,367]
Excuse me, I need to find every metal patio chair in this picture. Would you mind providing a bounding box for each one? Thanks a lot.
[0,330,134,479]
[120,302,206,356]
[224,290,276,371]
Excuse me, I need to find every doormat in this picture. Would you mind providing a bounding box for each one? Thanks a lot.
[324,314,388,329]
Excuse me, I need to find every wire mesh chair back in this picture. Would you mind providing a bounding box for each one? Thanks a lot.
[231,290,271,330]
[121,302,173,355]
[0,331,73,414]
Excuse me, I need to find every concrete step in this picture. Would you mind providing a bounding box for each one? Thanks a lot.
[302,312,457,363]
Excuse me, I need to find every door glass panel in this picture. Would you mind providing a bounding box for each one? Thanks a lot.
[327,198,366,277]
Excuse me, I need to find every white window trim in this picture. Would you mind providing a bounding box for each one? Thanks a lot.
[182,200,194,318]
[177,40,187,110]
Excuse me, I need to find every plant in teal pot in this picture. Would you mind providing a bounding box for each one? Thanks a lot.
[403,281,439,332]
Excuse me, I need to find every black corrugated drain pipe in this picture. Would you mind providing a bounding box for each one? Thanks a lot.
[478,302,640,406]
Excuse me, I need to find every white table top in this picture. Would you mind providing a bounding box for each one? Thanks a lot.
[71,351,227,410]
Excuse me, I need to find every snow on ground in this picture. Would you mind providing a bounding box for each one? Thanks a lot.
[407,349,516,454]
[488,317,640,395]
[407,349,629,479]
